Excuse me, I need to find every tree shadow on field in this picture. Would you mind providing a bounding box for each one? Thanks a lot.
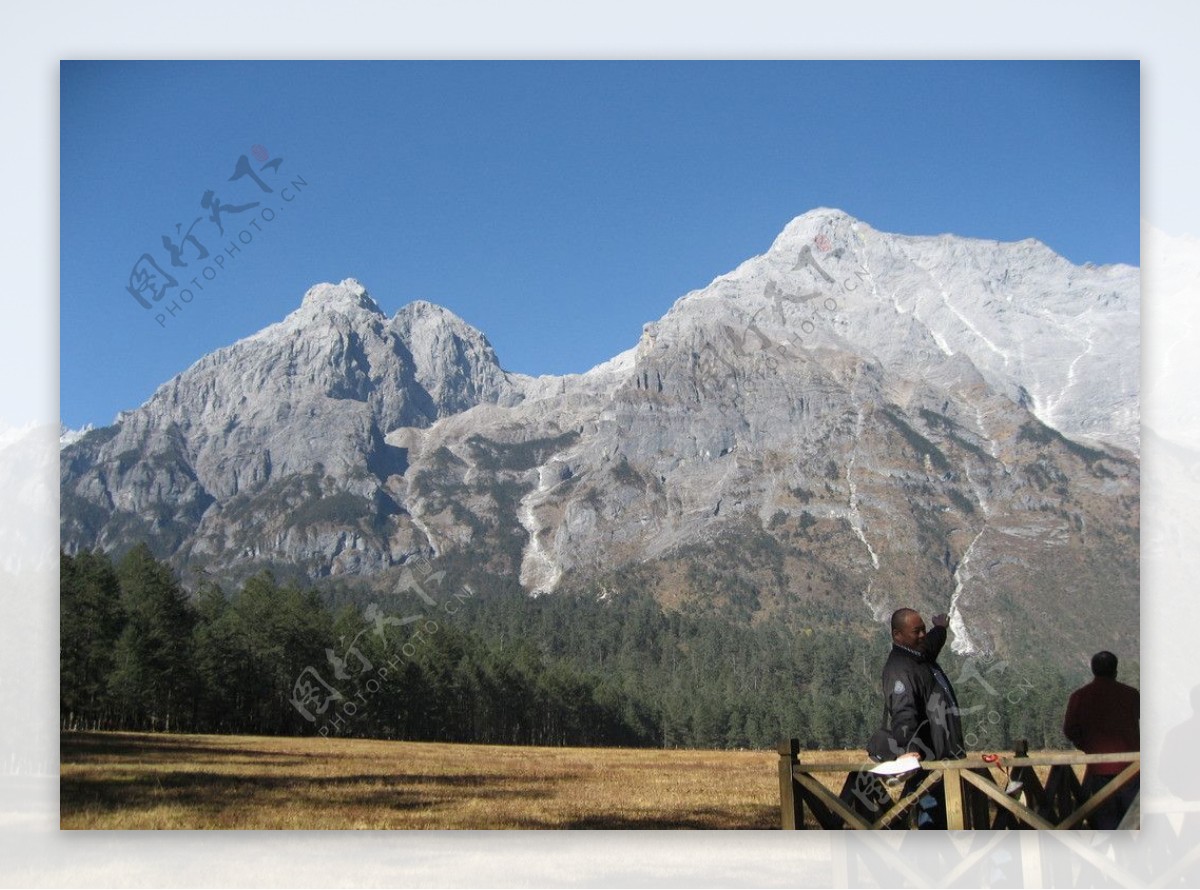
[62,769,562,815]
[61,733,780,830]
[61,732,304,765]
[61,733,595,828]
[564,804,778,829]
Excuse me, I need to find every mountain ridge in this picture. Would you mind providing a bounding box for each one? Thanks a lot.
[60,209,1140,666]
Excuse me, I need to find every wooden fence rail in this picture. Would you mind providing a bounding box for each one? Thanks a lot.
[778,739,1140,830]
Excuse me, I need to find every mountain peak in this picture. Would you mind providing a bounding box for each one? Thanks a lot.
[299,278,384,316]
[393,300,494,346]
[61,222,1138,669]
[397,299,465,323]
[769,208,860,250]
[795,206,854,223]
[390,298,519,413]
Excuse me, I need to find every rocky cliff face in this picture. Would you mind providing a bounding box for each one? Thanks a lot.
[61,279,522,576]
[61,210,1139,663]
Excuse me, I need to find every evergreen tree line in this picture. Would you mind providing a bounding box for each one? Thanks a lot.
[62,546,1089,751]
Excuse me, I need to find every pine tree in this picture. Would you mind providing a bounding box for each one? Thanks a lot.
[60,550,124,729]
[108,544,197,731]
[191,581,242,733]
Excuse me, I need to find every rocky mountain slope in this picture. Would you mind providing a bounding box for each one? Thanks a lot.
[61,209,1139,664]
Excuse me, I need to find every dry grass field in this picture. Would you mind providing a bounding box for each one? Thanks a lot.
[62,733,1073,830]
[64,731,839,829]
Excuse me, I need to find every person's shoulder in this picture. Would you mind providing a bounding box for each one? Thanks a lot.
[882,646,918,676]
[1066,682,1094,708]
[1095,676,1138,693]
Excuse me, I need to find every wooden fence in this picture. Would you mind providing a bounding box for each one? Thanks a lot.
[778,739,1140,830]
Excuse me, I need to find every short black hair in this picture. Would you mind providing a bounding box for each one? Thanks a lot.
[1091,651,1118,678]
[891,608,917,634]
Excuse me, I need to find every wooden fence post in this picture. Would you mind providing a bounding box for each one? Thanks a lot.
[779,738,802,829]
[944,763,966,829]
[773,748,1137,832]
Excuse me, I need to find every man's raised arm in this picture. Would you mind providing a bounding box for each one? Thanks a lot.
[924,614,949,662]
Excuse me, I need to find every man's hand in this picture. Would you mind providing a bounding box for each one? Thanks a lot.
[932,613,949,628]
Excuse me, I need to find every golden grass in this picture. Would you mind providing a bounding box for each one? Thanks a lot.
[63,732,1063,830]
[63,731,841,830]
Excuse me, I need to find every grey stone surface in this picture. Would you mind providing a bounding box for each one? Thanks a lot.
[61,211,1139,662]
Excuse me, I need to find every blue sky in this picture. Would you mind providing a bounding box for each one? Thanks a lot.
[60,60,1140,430]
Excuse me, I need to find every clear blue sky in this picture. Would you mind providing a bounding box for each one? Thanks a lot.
[60,60,1139,430]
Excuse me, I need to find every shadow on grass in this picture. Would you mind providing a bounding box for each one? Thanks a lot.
[61,732,778,830]
[62,733,578,826]
[564,806,778,829]
[61,769,566,820]
[61,732,309,764]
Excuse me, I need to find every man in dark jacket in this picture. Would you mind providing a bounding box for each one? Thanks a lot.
[883,608,965,761]
[922,612,967,760]
[1063,650,1140,829]
[882,608,966,827]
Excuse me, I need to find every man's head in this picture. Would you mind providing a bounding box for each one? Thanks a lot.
[1091,651,1118,679]
[891,608,927,650]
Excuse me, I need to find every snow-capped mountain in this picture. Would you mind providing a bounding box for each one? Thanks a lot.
[60,209,1139,664]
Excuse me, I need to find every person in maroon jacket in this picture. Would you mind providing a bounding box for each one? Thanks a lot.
[1063,651,1140,829]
